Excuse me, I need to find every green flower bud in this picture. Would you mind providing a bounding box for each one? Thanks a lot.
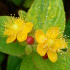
[25,45,32,55]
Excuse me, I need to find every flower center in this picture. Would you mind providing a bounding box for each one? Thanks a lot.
[12,24,18,31]
[47,39,54,47]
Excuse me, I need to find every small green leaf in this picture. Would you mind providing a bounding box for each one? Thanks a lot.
[61,48,67,52]
[25,0,65,34]
[12,0,23,6]
[7,55,22,70]
[25,45,32,55]
[23,0,34,8]
[0,16,25,56]
[20,55,37,70]
[18,10,27,19]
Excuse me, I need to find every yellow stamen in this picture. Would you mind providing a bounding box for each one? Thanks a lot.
[12,24,18,31]
[4,18,33,43]
[47,39,54,47]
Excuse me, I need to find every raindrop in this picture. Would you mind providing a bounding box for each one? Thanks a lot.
[48,6,51,10]
[63,31,64,33]
[38,7,40,9]
[67,42,68,44]
[18,17,19,18]
[10,14,12,16]
[14,14,15,16]
[59,27,61,30]
[46,16,47,18]
[60,53,62,55]
[67,36,69,38]
[64,35,67,37]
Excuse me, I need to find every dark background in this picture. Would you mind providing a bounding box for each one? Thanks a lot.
[0,0,29,16]
[0,0,70,18]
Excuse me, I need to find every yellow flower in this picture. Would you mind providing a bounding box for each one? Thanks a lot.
[35,27,67,62]
[4,18,33,44]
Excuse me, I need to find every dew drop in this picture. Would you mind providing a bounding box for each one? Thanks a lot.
[67,36,69,38]
[60,53,62,55]
[46,16,47,18]
[64,35,67,37]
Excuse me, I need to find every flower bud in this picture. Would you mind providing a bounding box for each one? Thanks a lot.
[42,53,48,60]
[25,45,32,55]
[26,36,34,45]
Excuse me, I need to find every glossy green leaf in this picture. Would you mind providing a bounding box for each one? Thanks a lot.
[7,55,22,70]
[20,55,37,70]
[18,10,27,19]
[12,0,23,6]
[0,52,4,64]
[23,0,34,8]
[32,39,70,70]
[32,51,70,70]
[0,16,25,56]
[25,45,32,55]
[25,0,65,34]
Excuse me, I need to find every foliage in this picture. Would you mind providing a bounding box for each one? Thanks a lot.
[7,55,22,70]
[8,0,34,8]
[0,0,70,70]
[23,0,34,8]
[64,19,70,38]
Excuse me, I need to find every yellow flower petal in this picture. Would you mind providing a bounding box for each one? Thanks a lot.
[17,30,27,42]
[46,27,59,39]
[52,38,67,51]
[6,35,16,44]
[37,44,47,56]
[13,18,24,31]
[14,18,24,25]
[23,22,33,33]
[4,29,17,36]
[35,30,46,43]
[47,49,58,62]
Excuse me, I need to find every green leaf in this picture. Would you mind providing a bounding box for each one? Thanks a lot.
[32,51,70,70]
[7,55,22,70]
[20,55,37,70]
[0,36,25,56]
[64,19,70,38]
[0,16,25,56]
[0,52,4,64]
[0,52,4,70]
[23,0,34,8]
[32,39,70,70]
[12,0,23,6]
[25,45,32,55]
[18,10,27,19]
[25,0,65,34]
